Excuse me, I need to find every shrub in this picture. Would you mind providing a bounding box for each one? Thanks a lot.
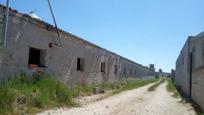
[0,88,16,113]
[0,74,74,114]
[33,94,46,108]
[55,82,73,104]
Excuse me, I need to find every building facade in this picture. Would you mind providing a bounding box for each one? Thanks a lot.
[0,5,155,86]
[176,32,204,111]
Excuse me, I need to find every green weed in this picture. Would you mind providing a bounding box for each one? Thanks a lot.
[166,78,180,98]
[148,78,166,91]
[113,78,159,94]
[0,74,74,114]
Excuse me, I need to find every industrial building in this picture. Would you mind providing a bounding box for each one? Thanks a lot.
[176,32,204,111]
[0,4,155,86]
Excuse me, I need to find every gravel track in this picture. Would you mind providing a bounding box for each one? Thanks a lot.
[38,82,196,115]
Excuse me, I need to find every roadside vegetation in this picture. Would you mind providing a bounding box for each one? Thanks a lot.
[0,74,75,115]
[0,74,159,114]
[166,78,180,98]
[148,77,166,91]
[71,82,117,97]
[113,77,159,94]
[71,78,159,96]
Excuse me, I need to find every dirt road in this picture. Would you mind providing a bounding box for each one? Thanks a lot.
[38,82,196,115]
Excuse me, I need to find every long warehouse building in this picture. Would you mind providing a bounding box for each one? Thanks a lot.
[0,4,155,86]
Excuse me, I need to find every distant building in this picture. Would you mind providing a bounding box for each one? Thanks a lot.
[149,64,155,71]
[155,69,170,77]
[170,69,175,81]
[159,69,162,73]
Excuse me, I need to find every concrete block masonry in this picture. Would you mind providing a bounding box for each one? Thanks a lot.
[176,32,204,111]
[0,4,155,86]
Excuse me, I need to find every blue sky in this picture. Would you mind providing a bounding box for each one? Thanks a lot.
[1,0,204,72]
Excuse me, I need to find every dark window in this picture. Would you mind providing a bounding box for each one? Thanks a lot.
[101,62,106,73]
[114,65,118,74]
[124,68,126,74]
[28,48,46,68]
[77,58,84,71]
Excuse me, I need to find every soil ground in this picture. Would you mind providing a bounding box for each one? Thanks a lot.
[38,82,196,115]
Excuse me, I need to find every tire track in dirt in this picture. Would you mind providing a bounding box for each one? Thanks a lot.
[38,82,196,115]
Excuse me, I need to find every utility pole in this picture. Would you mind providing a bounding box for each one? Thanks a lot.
[3,0,10,48]
[47,0,63,47]
[3,0,63,47]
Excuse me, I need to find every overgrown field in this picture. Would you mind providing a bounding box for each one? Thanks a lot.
[0,74,158,114]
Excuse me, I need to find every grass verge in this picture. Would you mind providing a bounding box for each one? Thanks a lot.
[0,74,159,114]
[166,78,180,98]
[148,78,166,91]
[71,82,117,97]
[113,78,159,94]
[0,74,75,115]
[73,77,159,104]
